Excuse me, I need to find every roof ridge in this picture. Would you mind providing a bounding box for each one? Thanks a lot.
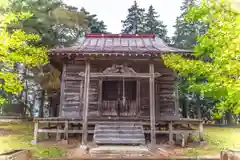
[85,33,155,39]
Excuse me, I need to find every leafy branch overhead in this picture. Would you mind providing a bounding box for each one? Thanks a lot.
[0,12,48,104]
[2,0,88,47]
[163,0,240,117]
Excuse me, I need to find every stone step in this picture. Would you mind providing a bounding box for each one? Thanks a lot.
[89,146,151,157]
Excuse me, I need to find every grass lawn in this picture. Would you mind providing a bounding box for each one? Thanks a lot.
[181,126,240,156]
[0,121,65,158]
[0,122,240,158]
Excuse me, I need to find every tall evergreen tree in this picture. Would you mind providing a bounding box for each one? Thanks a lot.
[144,5,170,43]
[121,1,145,34]
[172,0,207,49]
[80,8,108,33]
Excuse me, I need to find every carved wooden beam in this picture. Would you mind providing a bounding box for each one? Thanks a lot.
[78,64,161,78]
[78,72,161,78]
[103,64,137,74]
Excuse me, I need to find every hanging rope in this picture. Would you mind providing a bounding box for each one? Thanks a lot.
[122,77,126,107]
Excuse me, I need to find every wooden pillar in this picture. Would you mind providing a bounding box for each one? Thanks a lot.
[136,80,140,116]
[174,83,180,116]
[31,120,38,144]
[98,79,103,116]
[149,63,156,148]
[199,121,204,141]
[82,61,90,145]
[79,80,84,117]
[63,120,69,144]
[56,123,61,141]
[168,121,174,144]
[59,63,66,117]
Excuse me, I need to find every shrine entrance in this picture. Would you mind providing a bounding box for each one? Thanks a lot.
[101,79,137,117]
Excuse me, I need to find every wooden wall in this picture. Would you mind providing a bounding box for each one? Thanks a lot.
[155,62,179,120]
[61,60,84,117]
[59,59,179,120]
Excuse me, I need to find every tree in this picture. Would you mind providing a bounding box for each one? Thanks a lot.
[144,5,170,43]
[80,8,108,33]
[121,0,145,34]
[163,0,240,118]
[172,0,207,49]
[2,0,87,47]
[0,0,86,117]
[0,12,48,105]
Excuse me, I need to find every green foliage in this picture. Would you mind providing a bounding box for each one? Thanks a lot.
[0,122,65,158]
[0,12,48,104]
[172,0,207,49]
[0,0,8,8]
[2,0,88,47]
[144,5,170,43]
[35,64,61,96]
[163,0,240,117]
[121,1,169,39]
[121,0,145,34]
[80,8,108,33]
[180,126,240,156]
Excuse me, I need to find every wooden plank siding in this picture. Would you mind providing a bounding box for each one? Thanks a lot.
[59,59,179,121]
[61,61,85,117]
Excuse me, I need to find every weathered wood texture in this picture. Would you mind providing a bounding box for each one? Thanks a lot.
[82,61,90,145]
[149,63,156,147]
[88,80,100,117]
[94,123,145,145]
[61,61,85,117]
[59,59,179,120]
[154,61,179,120]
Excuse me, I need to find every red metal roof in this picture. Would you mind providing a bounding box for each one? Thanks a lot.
[48,34,192,56]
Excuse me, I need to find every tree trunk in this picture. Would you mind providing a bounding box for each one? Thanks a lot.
[182,97,189,118]
[39,90,45,118]
[22,68,28,117]
[196,96,201,119]
[226,111,233,125]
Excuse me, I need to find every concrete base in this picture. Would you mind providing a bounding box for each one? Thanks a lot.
[79,144,89,154]
[61,139,68,145]
[31,140,37,145]
[89,146,151,157]
[199,140,207,146]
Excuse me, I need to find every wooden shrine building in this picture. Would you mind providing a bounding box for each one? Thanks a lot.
[32,34,204,148]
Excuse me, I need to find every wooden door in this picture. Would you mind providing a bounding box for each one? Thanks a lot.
[101,80,137,117]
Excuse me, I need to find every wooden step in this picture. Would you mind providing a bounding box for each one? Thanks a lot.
[94,130,143,134]
[94,123,145,145]
[95,138,145,144]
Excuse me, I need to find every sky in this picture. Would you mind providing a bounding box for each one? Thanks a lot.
[66,0,183,37]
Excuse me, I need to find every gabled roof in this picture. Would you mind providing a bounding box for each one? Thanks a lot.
[48,33,192,56]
